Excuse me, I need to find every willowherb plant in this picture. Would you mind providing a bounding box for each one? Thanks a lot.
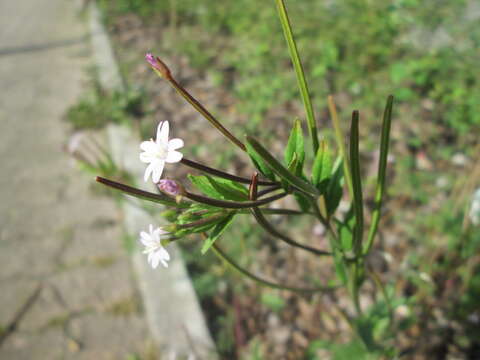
[97,0,398,357]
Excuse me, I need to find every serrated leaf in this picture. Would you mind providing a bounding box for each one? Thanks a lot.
[326,157,344,215]
[188,175,248,201]
[312,140,333,190]
[284,118,305,174]
[245,141,276,181]
[201,213,236,254]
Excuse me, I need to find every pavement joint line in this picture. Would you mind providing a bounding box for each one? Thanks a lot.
[0,284,43,347]
[86,2,217,358]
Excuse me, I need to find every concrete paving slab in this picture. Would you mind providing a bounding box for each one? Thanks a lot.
[0,0,152,357]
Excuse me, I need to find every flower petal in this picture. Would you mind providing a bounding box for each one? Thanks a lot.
[158,247,170,261]
[140,140,157,153]
[165,150,183,163]
[140,232,154,247]
[144,162,155,182]
[150,253,160,269]
[156,121,169,145]
[140,152,155,163]
[151,160,165,183]
[168,138,184,151]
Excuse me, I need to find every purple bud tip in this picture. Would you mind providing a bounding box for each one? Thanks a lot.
[145,53,156,67]
[158,179,182,196]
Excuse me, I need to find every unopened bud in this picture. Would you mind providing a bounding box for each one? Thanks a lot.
[160,209,178,222]
[158,179,184,197]
[145,53,172,79]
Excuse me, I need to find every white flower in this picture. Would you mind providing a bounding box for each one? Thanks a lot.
[140,121,184,183]
[139,224,171,268]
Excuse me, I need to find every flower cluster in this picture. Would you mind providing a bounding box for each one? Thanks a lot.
[138,120,184,268]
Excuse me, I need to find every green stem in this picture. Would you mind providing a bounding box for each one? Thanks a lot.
[368,267,393,325]
[168,77,246,151]
[275,0,319,155]
[348,261,363,316]
[364,95,394,254]
[256,185,282,197]
[212,243,337,293]
[251,207,331,256]
[150,58,245,152]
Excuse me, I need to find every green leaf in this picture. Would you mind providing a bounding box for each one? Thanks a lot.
[284,118,305,174]
[176,221,219,237]
[333,250,348,285]
[325,157,344,215]
[275,0,319,154]
[364,95,394,254]
[312,140,333,190]
[329,340,371,360]
[335,207,355,251]
[245,141,276,181]
[188,175,248,201]
[177,204,220,224]
[294,192,311,212]
[201,213,236,254]
[349,110,364,255]
[246,136,319,197]
[260,293,286,312]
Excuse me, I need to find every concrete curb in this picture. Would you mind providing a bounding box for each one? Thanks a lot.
[87,3,216,359]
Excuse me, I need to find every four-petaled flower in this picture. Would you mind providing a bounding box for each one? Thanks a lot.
[140,224,171,269]
[140,121,184,183]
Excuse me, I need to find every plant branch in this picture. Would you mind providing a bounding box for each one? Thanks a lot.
[251,207,331,256]
[96,176,189,208]
[150,57,245,151]
[211,242,337,293]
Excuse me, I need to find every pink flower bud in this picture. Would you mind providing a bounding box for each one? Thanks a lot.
[145,53,171,79]
[145,53,156,67]
[157,179,183,196]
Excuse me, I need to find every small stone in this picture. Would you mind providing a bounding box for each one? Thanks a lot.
[395,305,410,318]
[271,326,290,344]
[451,153,469,166]
[67,339,80,352]
[435,176,449,188]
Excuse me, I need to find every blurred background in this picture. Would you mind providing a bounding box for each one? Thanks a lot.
[1,0,479,359]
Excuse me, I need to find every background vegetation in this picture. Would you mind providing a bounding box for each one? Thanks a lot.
[68,0,480,358]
